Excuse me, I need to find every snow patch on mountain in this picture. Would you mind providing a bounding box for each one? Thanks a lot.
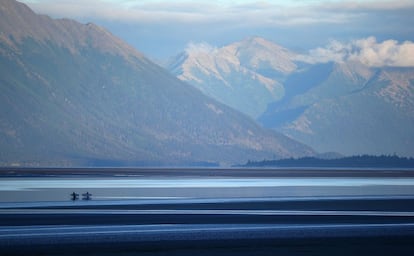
[206,103,224,115]
[286,115,314,135]
[179,42,234,87]
[223,37,297,74]
[376,69,414,110]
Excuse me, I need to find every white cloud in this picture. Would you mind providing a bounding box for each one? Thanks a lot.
[185,42,217,55]
[351,37,414,67]
[297,37,414,67]
[22,0,396,26]
[320,0,414,11]
[296,39,351,64]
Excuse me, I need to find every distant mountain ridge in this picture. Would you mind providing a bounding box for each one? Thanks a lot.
[168,38,414,157]
[268,64,414,157]
[167,37,297,118]
[0,0,315,166]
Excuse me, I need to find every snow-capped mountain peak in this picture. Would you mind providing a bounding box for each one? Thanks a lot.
[166,37,295,117]
[224,36,297,74]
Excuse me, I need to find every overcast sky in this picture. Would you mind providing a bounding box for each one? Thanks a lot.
[20,0,414,60]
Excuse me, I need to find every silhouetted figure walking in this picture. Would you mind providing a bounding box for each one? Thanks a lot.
[82,192,92,200]
[70,192,79,201]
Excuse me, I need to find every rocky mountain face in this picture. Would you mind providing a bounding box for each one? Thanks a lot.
[262,63,414,157]
[0,0,315,166]
[167,37,297,118]
[169,38,414,157]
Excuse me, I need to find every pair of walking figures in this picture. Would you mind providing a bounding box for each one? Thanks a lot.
[70,192,92,201]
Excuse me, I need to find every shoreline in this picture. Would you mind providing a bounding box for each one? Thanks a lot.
[1,167,414,178]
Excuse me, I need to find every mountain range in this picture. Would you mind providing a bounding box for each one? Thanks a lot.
[167,37,296,118]
[264,62,414,156]
[0,0,315,166]
[168,38,414,157]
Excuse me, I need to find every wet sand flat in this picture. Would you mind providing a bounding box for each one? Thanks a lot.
[1,168,414,255]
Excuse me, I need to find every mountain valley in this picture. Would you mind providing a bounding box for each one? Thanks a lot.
[168,38,414,157]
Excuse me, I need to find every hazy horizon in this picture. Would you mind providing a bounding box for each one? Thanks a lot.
[20,0,414,60]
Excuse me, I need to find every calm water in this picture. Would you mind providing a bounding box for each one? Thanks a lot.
[1,168,414,203]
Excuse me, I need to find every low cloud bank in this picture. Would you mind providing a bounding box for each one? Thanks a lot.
[298,37,414,67]
[185,42,218,55]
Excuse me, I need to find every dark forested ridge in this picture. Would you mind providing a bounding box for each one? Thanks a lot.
[244,155,414,168]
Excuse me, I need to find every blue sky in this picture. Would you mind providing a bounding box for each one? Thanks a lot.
[20,0,414,60]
